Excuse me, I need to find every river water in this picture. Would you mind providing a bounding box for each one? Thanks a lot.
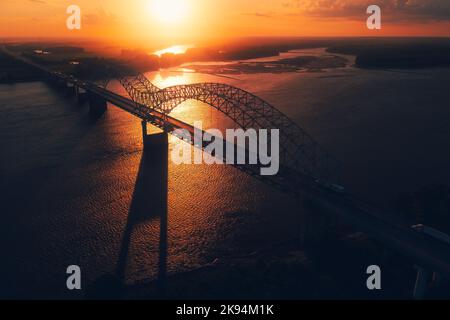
[1,50,450,298]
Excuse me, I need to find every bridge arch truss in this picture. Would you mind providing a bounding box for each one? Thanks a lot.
[116,73,340,183]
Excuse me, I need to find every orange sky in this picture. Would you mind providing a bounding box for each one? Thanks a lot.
[1,0,450,45]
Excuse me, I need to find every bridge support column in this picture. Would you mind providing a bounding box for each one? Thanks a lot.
[76,86,87,104]
[88,91,107,117]
[413,265,430,300]
[142,121,168,151]
[46,75,59,86]
[66,84,76,96]
[53,79,66,89]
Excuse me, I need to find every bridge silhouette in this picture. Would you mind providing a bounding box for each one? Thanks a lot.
[2,46,450,298]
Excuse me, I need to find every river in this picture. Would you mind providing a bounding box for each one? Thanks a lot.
[1,50,449,298]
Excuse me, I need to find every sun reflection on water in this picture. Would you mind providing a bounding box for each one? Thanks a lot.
[146,68,197,88]
[153,45,194,57]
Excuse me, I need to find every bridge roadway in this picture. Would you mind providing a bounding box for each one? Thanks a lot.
[3,46,450,280]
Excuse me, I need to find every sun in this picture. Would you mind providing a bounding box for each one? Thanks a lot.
[148,0,189,24]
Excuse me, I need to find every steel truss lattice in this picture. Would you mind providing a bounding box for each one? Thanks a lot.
[116,73,340,183]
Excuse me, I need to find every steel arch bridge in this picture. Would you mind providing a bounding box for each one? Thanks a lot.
[113,73,340,183]
[5,45,450,282]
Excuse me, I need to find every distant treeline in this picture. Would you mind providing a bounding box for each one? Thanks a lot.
[327,38,450,69]
[4,38,450,83]
[120,46,282,71]
[120,37,373,71]
[181,37,450,70]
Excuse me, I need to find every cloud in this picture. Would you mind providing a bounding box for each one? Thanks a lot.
[281,0,450,22]
[242,12,274,18]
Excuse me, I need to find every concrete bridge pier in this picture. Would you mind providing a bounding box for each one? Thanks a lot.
[413,265,431,299]
[75,86,87,104]
[56,79,67,89]
[46,76,59,87]
[88,91,108,116]
[66,83,76,96]
[142,120,168,151]
[46,78,65,89]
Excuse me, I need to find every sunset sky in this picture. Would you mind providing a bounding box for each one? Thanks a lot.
[1,0,450,45]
